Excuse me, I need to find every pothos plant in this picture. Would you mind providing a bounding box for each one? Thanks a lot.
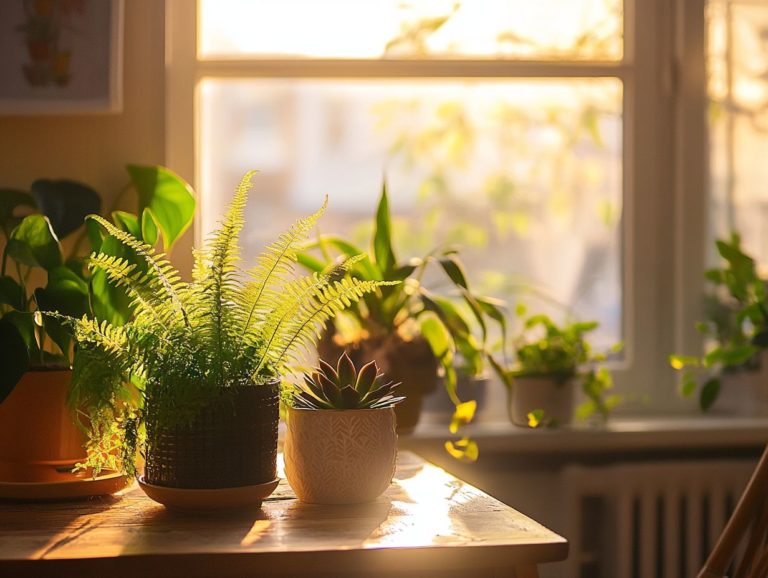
[670,234,768,411]
[490,306,623,427]
[0,178,100,401]
[57,172,389,475]
[0,165,195,404]
[298,184,506,461]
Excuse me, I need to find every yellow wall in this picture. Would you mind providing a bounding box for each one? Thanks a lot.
[0,0,166,210]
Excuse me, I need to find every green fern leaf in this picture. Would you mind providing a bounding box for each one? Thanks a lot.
[240,196,328,338]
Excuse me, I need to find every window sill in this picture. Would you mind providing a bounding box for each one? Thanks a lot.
[401,415,768,456]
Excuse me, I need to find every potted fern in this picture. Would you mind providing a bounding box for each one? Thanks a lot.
[284,352,403,504]
[299,184,504,457]
[0,166,195,477]
[490,308,622,428]
[61,172,386,508]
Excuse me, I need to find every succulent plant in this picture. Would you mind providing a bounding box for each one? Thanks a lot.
[293,353,403,410]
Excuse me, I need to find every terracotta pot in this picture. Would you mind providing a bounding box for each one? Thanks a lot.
[508,376,575,427]
[318,329,438,433]
[284,407,397,504]
[144,380,279,489]
[0,369,86,465]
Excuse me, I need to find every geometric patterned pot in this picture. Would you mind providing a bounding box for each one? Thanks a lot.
[284,406,397,504]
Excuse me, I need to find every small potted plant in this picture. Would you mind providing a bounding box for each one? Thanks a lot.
[284,352,403,504]
[670,234,768,413]
[491,307,621,428]
[299,184,504,459]
[59,172,386,508]
[0,166,195,477]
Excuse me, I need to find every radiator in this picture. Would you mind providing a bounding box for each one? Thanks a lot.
[562,460,757,578]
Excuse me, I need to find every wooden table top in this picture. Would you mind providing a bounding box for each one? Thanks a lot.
[0,451,567,577]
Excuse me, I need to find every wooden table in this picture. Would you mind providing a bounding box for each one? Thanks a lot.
[0,452,567,578]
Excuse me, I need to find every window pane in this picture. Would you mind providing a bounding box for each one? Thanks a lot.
[708,0,768,264]
[199,0,623,61]
[200,79,623,348]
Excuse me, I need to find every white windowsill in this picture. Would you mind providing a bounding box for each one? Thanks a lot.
[401,416,768,455]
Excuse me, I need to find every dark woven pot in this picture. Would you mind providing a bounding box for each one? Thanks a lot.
[144,380,279,489]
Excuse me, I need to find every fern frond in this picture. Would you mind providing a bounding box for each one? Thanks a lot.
[257,277,397,375]
[88,215,190,327]
[88,253,177,328]
[240,196,328,337]
[190,170,256,383]
[247,253,367,355]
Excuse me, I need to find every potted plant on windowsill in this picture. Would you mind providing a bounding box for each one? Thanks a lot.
[0,166,195,480]
[299,184,505,460]
[490,307,622,428]
[0,179,100,469]
[670,234,768,414]
[284,352,403,504]
[60,172,387,509]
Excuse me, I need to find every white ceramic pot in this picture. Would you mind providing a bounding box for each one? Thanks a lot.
[508,376,575,427]
[284,407,397,504]
[716,351,768,416]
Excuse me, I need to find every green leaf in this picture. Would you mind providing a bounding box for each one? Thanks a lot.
[438,255,469,289]
[699,378,721,411]
[141,209,159,246]
[6,215,63,270]
[373,182,396,276]
[0,319,30,403]
[0,276,24,310]
[89,236,133,326]
[34,266,90,357]
[419,312,453,360]
[527,409,545,428]
[0,188,36,236]
[112,211,141,238]
[30,179,101,239]
[2,310,37,353]
[669,354,699,370]
[86,217,104,251]
[476,295,508,345]
[127,164,195,250]
[681,371,697,397]
[420,291,471,338]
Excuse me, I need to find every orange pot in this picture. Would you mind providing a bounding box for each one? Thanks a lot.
[0,370,87,465]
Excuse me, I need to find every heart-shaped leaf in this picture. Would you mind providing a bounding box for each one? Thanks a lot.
[6,215,63,270]
[0,188,37,236]
[30,179,101,239]
[0,276,24,310]
[0,319,30,403]
[127,165,195,249]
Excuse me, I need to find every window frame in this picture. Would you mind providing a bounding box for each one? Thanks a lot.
[165,0,709,413]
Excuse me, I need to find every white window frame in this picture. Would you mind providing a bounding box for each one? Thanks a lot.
[164,0,709,413]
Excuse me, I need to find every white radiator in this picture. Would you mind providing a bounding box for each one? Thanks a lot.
[562,459,757,578]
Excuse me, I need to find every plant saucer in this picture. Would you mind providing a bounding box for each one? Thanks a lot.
[137,477,280,511]
[0,461,131,501]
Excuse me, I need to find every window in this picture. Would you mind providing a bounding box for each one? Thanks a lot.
[166,0,714,411]
[708,0,768,266]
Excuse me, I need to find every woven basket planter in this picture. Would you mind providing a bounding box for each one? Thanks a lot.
[144,380,279,489]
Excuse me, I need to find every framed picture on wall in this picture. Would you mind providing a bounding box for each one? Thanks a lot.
[0,0,123,115]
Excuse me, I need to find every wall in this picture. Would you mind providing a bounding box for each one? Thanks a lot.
[0,0,166,211]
